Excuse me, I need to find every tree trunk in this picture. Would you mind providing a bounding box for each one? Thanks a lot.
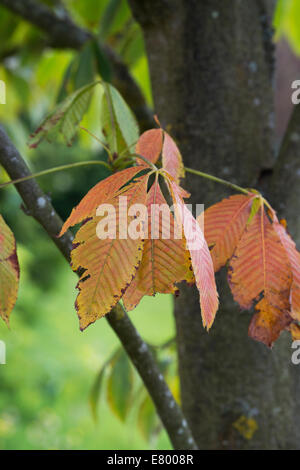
[130,0,300,449]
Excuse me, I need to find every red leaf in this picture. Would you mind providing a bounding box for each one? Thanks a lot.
[169,181,219,329]
[122,180,193,310]
[136,129,163,165]
[228,205,292,346]
[203,195,254,271]
[271,214,300,322]
[162,132,185,184]
[59,165,148,236]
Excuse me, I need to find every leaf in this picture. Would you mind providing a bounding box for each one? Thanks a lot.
[228,205,292,346]
[59,165,148,236]
[247,195,261,225]
[162,132,185,184]
[228,205,292,311]
[248,298,292,347]
[272,216,300,322]
[74,42,96,90]
[233,415,258,440]
[107,350,134,422]
[89,365,106,422]
[203,194,254,272]
[169,180,219,329]
[289,322,300,340]
[29,81,100,148]
[101,83,139,154]
[98,0,123,40]
[92,39,112,82]
[122,180,193,311]
[135,129,163,165]
[138,395,159,441]
[56,57,77,103]
[71,174,149,330]
[0,215,19,325]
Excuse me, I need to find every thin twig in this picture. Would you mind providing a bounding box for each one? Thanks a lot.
[184,166,251,195]
[0,160,111,189]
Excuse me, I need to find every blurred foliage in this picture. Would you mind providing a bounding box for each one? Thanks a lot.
[0,0,171,450]
[274,0,300,54]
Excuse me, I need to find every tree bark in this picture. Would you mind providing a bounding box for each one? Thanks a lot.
[130,0,300,449]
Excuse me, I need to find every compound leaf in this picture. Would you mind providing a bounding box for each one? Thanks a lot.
[29,81,100,148]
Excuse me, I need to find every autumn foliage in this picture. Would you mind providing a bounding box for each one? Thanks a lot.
[204,194,300,345]
[0,215,19,325]
[1,82,300,348]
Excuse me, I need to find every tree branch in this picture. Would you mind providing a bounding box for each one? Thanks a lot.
[0,124,197,450]
[0,0,154,131]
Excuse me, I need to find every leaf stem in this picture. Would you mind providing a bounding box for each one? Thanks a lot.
[184,166,250,195]
[79,126,113,159]
[130,153,158,171]
[0,160,111,189]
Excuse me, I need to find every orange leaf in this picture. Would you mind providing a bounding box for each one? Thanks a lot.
[59,165,148,236]
[289,322,300,340]
[122,180,193,311]
[228,205,292,345]
[248,299,292,347]
[271,215,300,322]
[162,132,185,184]
[203,195,254,272]
[71,175,149,330]
[136,129,163,165]
[169,181,219,329]
[0,215,19,325]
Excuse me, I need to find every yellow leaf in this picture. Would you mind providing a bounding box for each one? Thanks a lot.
[0,215,19,325]
[71,175,149,329]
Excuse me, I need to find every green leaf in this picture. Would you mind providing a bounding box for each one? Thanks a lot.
[89,366,106,422]
[66,0,106,31]
[101,83,139,155]
[56,57,77,103]
[74,43,96,90]
[29,81,101,148]
[247,196,262,225]
[92,39,112,82]
[107,349,134,422]
[98,0,123,40]
[273,0,300,55]
[138,395,159,441]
